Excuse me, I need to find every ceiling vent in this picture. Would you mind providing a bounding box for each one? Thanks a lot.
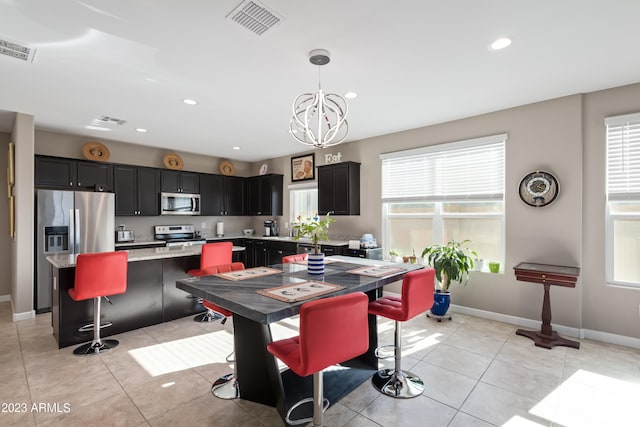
[0,37,36,62]
[227,0,283,36]
[95,115,127,126]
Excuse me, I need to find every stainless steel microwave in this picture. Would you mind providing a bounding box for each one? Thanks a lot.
[160,192,201,215]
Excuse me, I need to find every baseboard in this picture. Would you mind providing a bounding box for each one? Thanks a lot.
[13,310,35,322]
[449,304,640,350]
[0,294,10,303]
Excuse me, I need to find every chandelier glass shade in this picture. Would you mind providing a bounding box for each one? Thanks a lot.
[289,49,349,148]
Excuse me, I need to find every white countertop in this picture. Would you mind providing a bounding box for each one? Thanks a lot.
[47,245,246,269]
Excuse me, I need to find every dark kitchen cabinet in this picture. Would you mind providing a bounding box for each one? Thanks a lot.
[35,155,113,191]
[246,174,283,216]
[245,239,267,267]
[200,174,245,216]
[317,161,360,215]
[161,170,199,194]
[114,165,160,216]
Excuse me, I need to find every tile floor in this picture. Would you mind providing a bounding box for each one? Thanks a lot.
[1,300,640,426]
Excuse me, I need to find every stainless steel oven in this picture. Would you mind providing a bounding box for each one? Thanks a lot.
[160,192,200,215]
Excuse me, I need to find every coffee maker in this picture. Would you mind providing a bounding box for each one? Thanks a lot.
[264,220,278,237]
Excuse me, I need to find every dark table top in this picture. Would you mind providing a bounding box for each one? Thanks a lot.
[513,262,580,277]
[176,256,424,324]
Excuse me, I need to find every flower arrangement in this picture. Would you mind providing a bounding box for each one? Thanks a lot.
[293,213,335,254]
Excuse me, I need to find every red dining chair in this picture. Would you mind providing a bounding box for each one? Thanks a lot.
[67,251,128,355]
[267,292,369,427]
[282,253,308,263]
[200,262,245,400]
[188,242,233,322]
[368,268,435,398]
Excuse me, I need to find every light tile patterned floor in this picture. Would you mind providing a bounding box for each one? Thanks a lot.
[1,301,639,426]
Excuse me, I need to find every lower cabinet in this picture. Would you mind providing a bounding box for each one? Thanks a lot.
[244,239,297,267]
[52,257,204,348]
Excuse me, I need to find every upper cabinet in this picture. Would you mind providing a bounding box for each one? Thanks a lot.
[114,165,160,216]
[200,174,245,216]
[35,155,113,191]
[246,174,283,216]
[317,162,360,215]
[160,170,199,194]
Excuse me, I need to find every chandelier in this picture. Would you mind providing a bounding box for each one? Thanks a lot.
[289,49,349,148]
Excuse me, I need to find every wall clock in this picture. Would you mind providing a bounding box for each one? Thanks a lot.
[518,171,559,207]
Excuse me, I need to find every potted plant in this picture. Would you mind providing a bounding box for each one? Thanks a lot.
[293,213,335,274]
[421,239,477,317]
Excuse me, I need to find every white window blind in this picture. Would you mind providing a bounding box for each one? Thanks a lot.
[606,113,640,200]
[380,134,506,201]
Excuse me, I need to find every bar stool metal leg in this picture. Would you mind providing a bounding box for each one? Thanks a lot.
[211,351,239,399]
[371,320,424,398]
[73,296,119,355]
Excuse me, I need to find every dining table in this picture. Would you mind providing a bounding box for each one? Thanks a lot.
[176,255,423,424]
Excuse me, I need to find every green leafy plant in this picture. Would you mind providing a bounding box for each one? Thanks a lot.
[421,240,477,292]
[293,213,335,254]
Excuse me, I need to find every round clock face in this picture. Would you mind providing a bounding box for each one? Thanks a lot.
[519,171,559,207]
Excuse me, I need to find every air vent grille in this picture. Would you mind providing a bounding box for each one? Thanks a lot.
[0,37,36,62]
[96,115,127,126]
[227,0,282,36]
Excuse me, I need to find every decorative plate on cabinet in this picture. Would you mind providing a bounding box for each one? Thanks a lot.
[163,153,184,170]
[82,141,110,162]
[259,163,268,175]
[220,160,235,176]
[518,170,559,207]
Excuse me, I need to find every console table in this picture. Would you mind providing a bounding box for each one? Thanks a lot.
[513,262,580,349]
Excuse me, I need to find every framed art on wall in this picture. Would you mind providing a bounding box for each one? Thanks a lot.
[291,153,315,182]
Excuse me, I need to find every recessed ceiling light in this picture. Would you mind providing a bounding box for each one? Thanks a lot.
[490,37,512,50]
[232,146,240,150]
[183,99,198,105]
[85,125,111,131]
[135,128,147,133]
[344,92,358,99]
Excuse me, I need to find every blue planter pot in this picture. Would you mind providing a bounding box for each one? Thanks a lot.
[430,291,451,316]
[307,253,325,275]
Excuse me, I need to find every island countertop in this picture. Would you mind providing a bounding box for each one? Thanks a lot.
[46,245,246,269]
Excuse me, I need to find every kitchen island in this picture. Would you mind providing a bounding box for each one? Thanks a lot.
[47,244,245,348]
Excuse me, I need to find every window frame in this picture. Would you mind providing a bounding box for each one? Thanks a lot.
[380,134,506,267]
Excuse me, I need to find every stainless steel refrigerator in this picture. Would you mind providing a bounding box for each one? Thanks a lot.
[35,190,115,313]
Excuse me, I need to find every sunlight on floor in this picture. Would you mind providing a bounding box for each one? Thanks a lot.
[502,415,546,426]
[128,330,233,376]
[530,369,640,426]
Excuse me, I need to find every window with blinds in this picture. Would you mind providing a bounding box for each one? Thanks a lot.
[380,134,506,270]
[605,113,640,286]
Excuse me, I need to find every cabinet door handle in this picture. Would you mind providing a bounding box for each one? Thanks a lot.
[77,182,81,186]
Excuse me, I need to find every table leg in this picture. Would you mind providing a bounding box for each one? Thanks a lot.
[515,283,580,349]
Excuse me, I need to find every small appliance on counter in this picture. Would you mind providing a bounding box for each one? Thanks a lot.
[360,234,378,248]
[115,225,135,243]
[264,220,278,237]
[154,225,207,247]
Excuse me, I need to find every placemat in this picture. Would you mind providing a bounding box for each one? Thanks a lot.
[347,265,405,277]
[257,281,345,303]
[215,267,282,281]
[292,258,342,265]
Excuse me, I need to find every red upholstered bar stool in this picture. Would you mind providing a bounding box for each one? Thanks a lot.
[368,268,435,398]
[267,292,369,427]
[68,251,128,356]
[200,261,245,399]
[187,242,232,322]
[282,253,308,263]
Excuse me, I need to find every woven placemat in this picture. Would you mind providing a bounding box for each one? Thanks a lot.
[347,265,406,278]
[257,281,344,303]
[216,267,281,281]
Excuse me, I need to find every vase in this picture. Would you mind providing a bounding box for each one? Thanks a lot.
[430,290,451,316]
[307,252,325,275]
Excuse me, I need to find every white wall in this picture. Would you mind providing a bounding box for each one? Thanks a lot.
[11,113,35,319]
[0,131,11,299]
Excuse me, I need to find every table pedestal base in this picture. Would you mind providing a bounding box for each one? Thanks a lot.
[515,328,580,349]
